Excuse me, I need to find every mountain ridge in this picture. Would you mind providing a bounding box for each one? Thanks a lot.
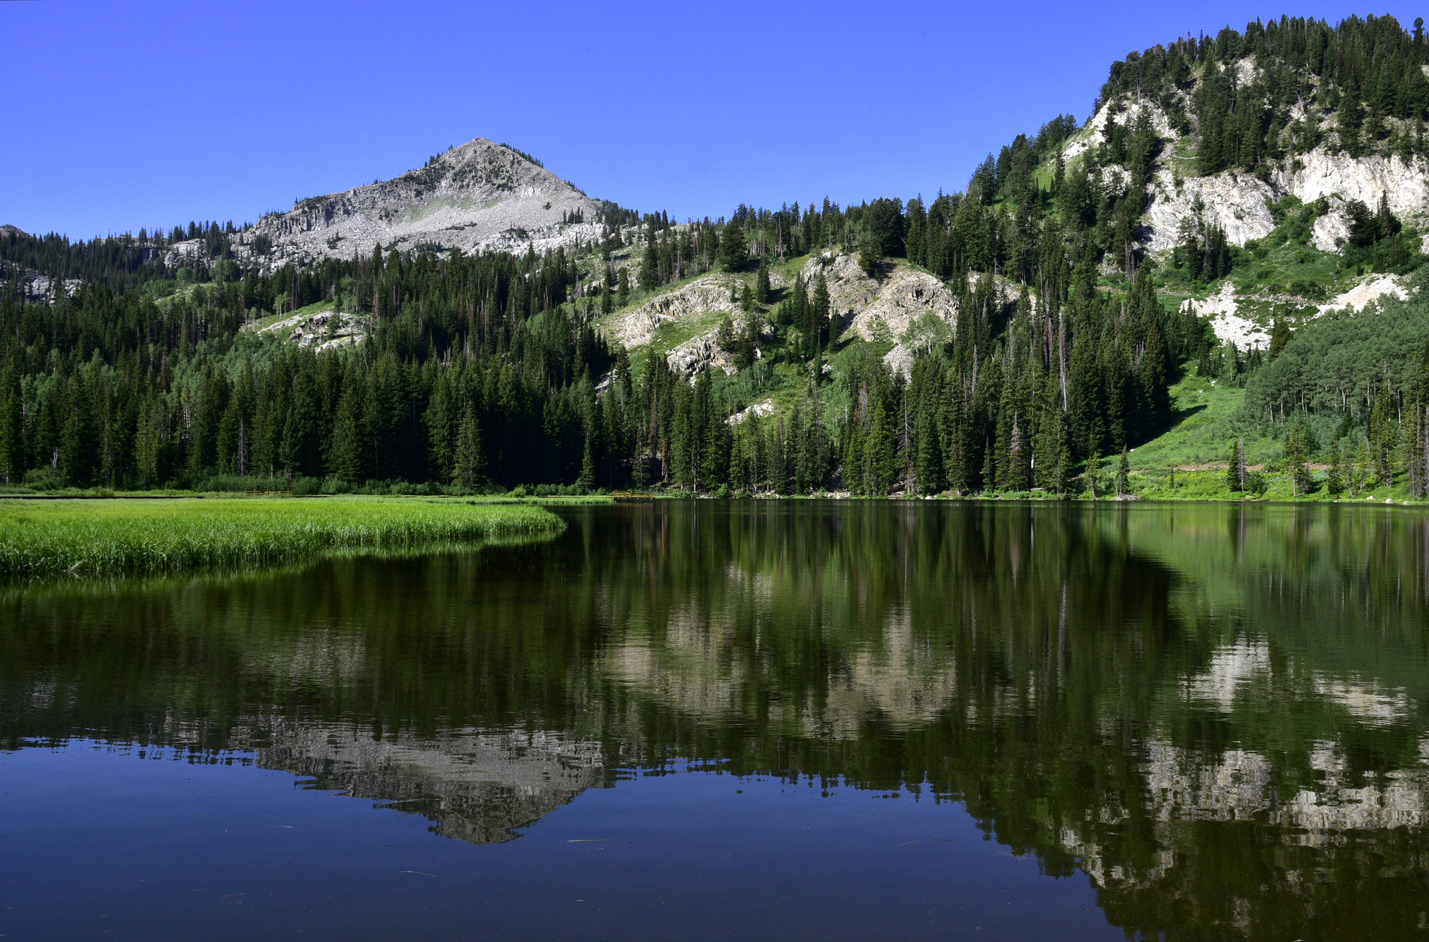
[231,137,603,268]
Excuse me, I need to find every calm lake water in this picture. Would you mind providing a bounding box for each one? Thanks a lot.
[3,501,1429,940]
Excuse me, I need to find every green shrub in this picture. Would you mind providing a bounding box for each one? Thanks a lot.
[23,467,61,490]
[291,476,324,496]
[320,475,352,495]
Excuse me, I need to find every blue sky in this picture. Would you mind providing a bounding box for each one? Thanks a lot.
[3,2,1423,239]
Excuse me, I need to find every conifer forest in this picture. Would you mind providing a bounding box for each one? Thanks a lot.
[8,14,1429,499]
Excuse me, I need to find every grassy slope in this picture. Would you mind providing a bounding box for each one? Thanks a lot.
[1121,363,1421,503]
[574,200,1425,502]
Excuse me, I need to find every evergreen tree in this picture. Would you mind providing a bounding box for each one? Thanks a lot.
[577,431,595,492]
[755,257,771,304]
[810,275,831,356]
[1328,438,1346,495]
[1369,392,1397,487]
[1034,394,1070,495]
[452,400,484,490]
[330,389,366,484]
[858,235,882,278]
[640,229,661,290]
[1227,439,1247,493]
[59,374,98,487]
[0,368,21,485]
[719,222,747,272]
[1115,447,1130,496]
[1267,319,1293,361]
[1286,423,1312,496]
[1350,437,1370,494]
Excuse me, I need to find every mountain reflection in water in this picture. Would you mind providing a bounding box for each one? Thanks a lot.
[3,501,1429,939]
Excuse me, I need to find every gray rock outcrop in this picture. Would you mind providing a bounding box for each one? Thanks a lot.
[798,253,959,343]
[1064,98,1178,163]
[1078,88,1429,256]
[237,138,602,269]
[1144,168,1278,252]
[606,274,743,348]
[249,308,368,352]
[667,329,738,378]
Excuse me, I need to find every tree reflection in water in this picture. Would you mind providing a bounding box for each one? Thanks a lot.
[4,501,1429,938]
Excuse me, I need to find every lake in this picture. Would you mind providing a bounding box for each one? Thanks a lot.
[3,501,1428,940]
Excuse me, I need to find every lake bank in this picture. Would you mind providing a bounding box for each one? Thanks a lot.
[0,496,565,581]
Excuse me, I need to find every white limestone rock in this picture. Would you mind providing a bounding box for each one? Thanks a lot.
[1144,168,1277,252]
[798,253,958,343]
[604,273,742,348]
[1063,98,1177,164]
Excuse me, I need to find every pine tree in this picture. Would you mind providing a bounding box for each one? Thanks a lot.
[452,401,484,490]
[60,374,98,487]
[1035,399,1070,496]
[1369,392,1397,488]
[1115,447,1130,496]
[1327,438,1345,495]
[640,229,660,290]
[0,369,21,485]
[1085,448,1101,499]
[1351,437,1370,494]
[425,381,456,483]
[135,395,162,488]
[719,222,747,272]
[577,430,595,492]
[858,233,882,278]
[1226,439,1247,493]
[330,389,366,484]
[630,423,649,491]
[755,257,771,304]
[1267,319,1293,361]
[914,407,941,495]
[1287,423,1312,496]
[810,275,831,356]
[1410,343,1429,498]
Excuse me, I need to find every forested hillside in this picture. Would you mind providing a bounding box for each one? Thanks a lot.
[7,14,1429,498]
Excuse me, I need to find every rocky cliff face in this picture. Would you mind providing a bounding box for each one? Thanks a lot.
[1142,148,1429,253]
[798,252,959,343]
[238,138,602,268]
[606,273,747,348]
[1072,93,1429,256]
[1143,166,1278,252]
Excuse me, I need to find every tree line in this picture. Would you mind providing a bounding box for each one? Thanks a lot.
[0,216,1210,495]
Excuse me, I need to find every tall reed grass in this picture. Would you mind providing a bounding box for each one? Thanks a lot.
[0,496,563,580]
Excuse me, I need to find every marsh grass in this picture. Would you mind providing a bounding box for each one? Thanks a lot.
[0,496,564,581]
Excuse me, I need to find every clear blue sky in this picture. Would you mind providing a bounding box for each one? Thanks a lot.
[3,1,1422,239]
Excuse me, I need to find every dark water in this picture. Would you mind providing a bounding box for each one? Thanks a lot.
[3,501,1429,941]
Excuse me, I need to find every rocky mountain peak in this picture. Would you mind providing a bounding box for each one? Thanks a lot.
[234,137,602,269]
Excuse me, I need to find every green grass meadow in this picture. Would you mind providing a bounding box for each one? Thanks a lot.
[0,496,565,581]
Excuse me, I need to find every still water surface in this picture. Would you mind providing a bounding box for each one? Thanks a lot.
[3,501,1429,940]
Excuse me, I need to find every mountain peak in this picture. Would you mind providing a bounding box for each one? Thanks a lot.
[244,137,599,267]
